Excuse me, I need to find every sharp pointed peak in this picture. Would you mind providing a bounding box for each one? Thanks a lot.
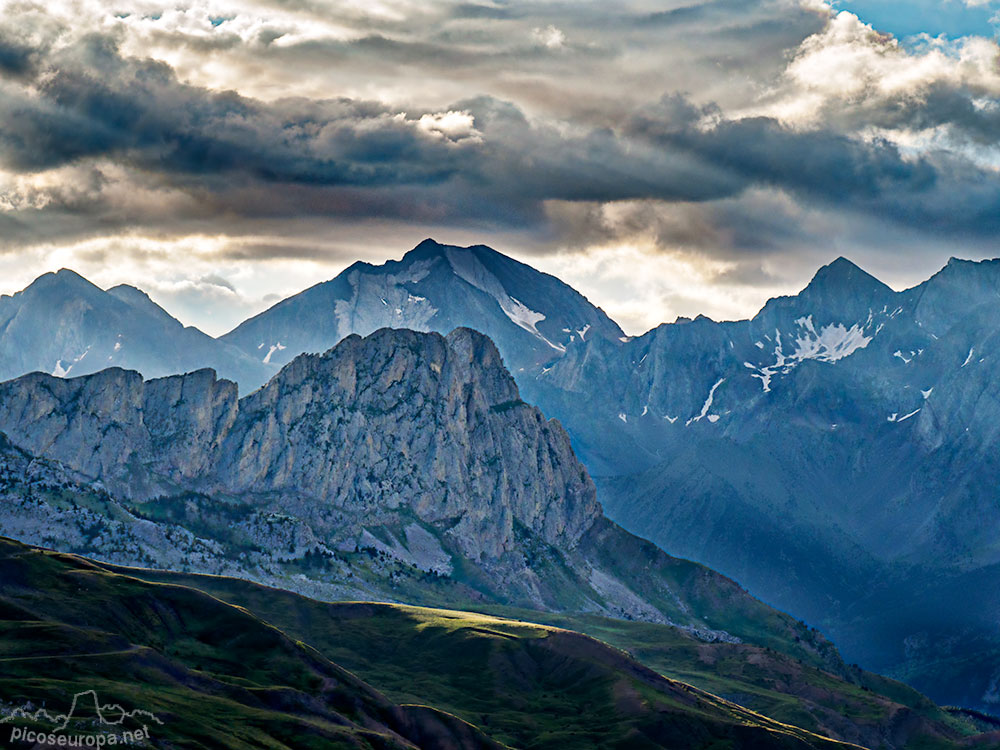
[814,256,862,278]
[415,237,444,250]
[804,256,890,294]
[54,267,88,280]
[402,238,504,261]
[49,268,95,285]
[404,238,449,259]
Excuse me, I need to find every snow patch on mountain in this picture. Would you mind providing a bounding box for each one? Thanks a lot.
[687,378,725,426]
[444,247,565,352]
[332,262,440,342]
[746,315,877,392]
[506,297,547,336]
[51,347,92,378]
[263,342,286,364]
[792,316,872,362]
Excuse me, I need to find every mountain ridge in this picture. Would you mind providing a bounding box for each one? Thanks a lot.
[0,267,269,391]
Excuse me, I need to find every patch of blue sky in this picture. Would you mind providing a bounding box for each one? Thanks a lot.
[832,0,998,43]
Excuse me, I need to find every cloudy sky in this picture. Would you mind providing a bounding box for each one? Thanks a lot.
[1,0,999,335]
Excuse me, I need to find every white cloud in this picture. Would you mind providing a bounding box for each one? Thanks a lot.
[532,25,566,49]
[416,111,482,142]
[750,10,1000,124]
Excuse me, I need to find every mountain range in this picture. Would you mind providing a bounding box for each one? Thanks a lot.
[2,240,1000,714]
[0,325,917,748]
[0,269,269,389]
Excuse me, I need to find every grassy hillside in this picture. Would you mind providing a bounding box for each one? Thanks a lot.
[108,561,997,750]
[0,537,865,749]
[0,540,502,749]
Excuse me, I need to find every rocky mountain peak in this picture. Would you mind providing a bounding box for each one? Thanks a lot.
[405,237,449,260]
[221,239,624,381]
[222,327,599,558]
[751,255,894,328]
[20,267,105,302]
[0,327,600,560]
[801,256,892,300]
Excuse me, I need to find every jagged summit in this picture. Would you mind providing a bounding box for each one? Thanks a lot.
[802,256,892,298]
[53,267,92,281]
[750,255,894,326]
[404,236,449,259]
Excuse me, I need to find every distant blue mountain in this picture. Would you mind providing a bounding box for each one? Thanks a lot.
[0,269,268,390]
[535,255,1000,711]
[220,238,624,379]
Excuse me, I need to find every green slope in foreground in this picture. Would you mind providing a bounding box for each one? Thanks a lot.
[110,562,999,750]
[0,538,864,750]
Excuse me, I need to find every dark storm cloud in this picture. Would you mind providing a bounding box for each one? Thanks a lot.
[0,36,741,222]
[2,18,1000,257]
[621,95,1000,236]
[0,38,471,189]
[0,32,40,77]
[545,192,828,260]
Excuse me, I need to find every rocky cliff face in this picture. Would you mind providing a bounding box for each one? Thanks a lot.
[0,367,239,498]
[0,328,598,562]
[215,327,598,559]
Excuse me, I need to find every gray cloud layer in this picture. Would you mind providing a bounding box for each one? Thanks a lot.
[1,0,999,330]
[3,28,998,235]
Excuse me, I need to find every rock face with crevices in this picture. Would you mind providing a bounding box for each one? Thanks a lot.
[212,327,600,560]
[0,328,598,562]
